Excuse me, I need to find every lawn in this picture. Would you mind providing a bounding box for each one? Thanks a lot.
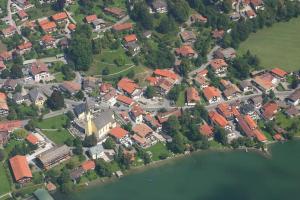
[37,115,73,144]
[147,143,171,161]
[176,90,186,107]
[275,112,300,136]
[239,17,300,71]
[0,164,11,196]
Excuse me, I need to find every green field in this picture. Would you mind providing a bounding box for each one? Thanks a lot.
[0,164,10,196]
[239,17,300,71]
[37,115,73,144]
[147,143,171,161]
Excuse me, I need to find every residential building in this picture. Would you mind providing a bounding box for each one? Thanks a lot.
[132,123,156,148]
[216,103,240,120]
[112,23,133,32]
[153,69,179,83]
[209,111,231,130]
[39,20,57,33]
[2,79,17,91]
[180,31,196,43]
[211,29,225,39]
[249,96,263,109]
[198,123,214,139]
[210,59,228,77]
[28,88,47,108]
[130,103,144,124]
[37,145,72,169]
[60,81,81,95]
[9,155,32,183]
[116,95,135,107]
[1,26,16,38]
[175,45,196,58]
[0,51,12,61]
[150,0,168,13]
[239,80,253,93]
[104,7,126,19]
[40,35,56,49]
[17,42,32,55]
[157,108,182,124]
[214,48,236,60]
[270,68,288,80]
[223,84,241,100]
[0,131,10,146]
[109,127,129,142]
[286,89,300,106]
[51,12,68,24]
[92,19,107,31]
[85,15,97,23]
[185,87,200,106]
[252,73,277,93]
[117,78,142,99]
[261,101,278,120]
[190,13,207,24]
[30,61,50,82]
[144,114,161,131]
[88,144,115,161]
[0,92,9,117]
[81,160,96,172]
[82,76,99,92]
[203,86,221,104]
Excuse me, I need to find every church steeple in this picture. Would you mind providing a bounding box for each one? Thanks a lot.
[85,99,93,136]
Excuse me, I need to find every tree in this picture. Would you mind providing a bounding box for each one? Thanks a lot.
[178,59,192,78]
[168,132,186,153]
[75,90,85,100]
[0,149,5,161]
[10,65,23,79]
[25,120,37,131]
[83,134,97,147]
[157,16,177,34]
[103,137,116,149]
[0,69,10,79]
[168,0,190,23]
[214,126,228,145]
[47,90,65,110]
[144,86,155,99]
[61,64,75,81]
[163,115,181,137]
[95,159,114,177]
[53,0,66,11]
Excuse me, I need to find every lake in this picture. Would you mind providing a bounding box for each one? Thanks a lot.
[57,141,300,200]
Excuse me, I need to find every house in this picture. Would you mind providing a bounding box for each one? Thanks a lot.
[40,35,56,49]
[270,68,288,80]
[246,9,256,19]
[51,12,68,24]
[85,15,97,23]
[249,96,263,109]
[112,23,133,32]
[109,127,129,142]
[125,42,141,55]
[92,19,107,31]
[0,120,23,132]
[60,81,81,95]
[209,111,231,130]
[143,31,152,38]
[1,26,16,38]
[82,76,98,92]
[249,0,264,10]
[116,95,134,107]
[157,108,182,124]
[102,89,117,106]
[2,79,17,91]
[17,42,32,55]
[14,0,30,8]
[144,114,161,131]
[252,73,277,93]
[130,103,144,124]
[124,34,138,43]
[104,7,126,19]
[223,84,241,100]
[180,31,196,43]
[88,144,115,161]
[0,131,10,146]
[70,167,85,181]
[185,87,200,106]
[239,80,253,93]
[0,92,9,117]
[85,110,117,140]
[37,145,72,169]
[28,88,47,108]
[117,78,142,99]
[286,89,300,106]
[175,45,196,58]
[153,69,179,83]
[0,51,12,61]
[67,23,76,32]
[284,105,299,117]
[261,101,278,120]
[26,133,40,146]
[150,0,168,13]
[240,103,256,118]
[216,103,240,120]
[203,86,221,104]
[39,20,57,33]
[190,13,207,24]
[214,48,236,60]
[211,29,225,39]
[81,160,96,172]
[194,74,208,89]
[0,61,6,71]
[9,155,32,183]
[12,92,25,104]
[156,78,176,94]
[210,59,228,77]
[30,61,50,82]
[132,123,156,148]
[198,123,214,139]
[17,10,28,21]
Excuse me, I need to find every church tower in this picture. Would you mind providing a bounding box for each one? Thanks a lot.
[85,100,93,136]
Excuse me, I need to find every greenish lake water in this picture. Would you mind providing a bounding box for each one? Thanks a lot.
[57,141,300,200]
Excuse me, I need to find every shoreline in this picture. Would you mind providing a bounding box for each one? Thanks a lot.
[69,143,274,193]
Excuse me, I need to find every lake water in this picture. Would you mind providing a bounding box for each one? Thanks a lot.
[58,141,300,200]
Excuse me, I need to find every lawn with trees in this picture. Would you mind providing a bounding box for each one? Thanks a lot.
[239,17,300,71]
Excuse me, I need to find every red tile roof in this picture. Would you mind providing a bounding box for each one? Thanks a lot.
[116,94,134,106]
[18,10,28,19]
[209,111,229,128]
[0,51,12,60]
[244,115,257,130]
[100,83,113,93]
[117,78,139,94]
[81,160,95,171]
[262,101,278,119]
[68,23,76,31]
[203,86,221,101]
[271,68,288,78]
[124,34,137,43]
[0,120,22,131]
[153,69,179,80]
[186,87,200,103]
[112,23,133,31]
[41,34,55,43]
[0,92,8,110]
[40,21,57,32]
[175,45,195,57]
[52,12,68,21]
[109,127,129,139]
[26,133,39,145]
[212,29,225,39]
[9,155,32,182]
[199,123,213,137]
[146,76,158,86]
[210,59,228,70]
[132,123,153,138]
[31,62,49,75]
[252,129,267,142]
[17,41,32,50]
[104,7,125,17]
[85,15,97,23]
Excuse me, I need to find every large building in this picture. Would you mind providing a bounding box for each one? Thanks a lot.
[9,155,32,183]
[37,145,72,169]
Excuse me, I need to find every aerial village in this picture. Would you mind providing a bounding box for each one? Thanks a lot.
[0,0,299,199]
